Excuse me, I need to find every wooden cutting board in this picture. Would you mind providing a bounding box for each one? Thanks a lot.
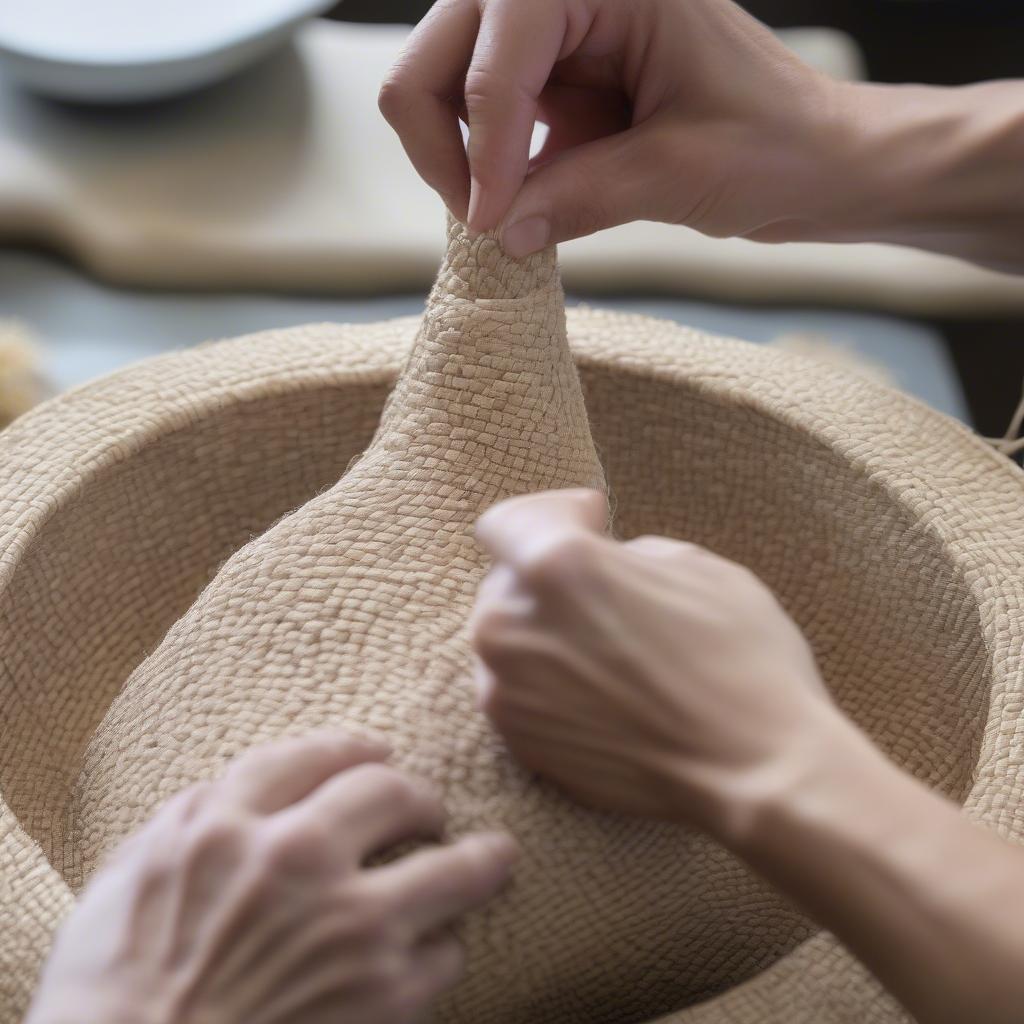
[2,19,1022,316]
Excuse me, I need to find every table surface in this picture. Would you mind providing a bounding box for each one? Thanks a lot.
[0,247,969,424]
[2,20,1021,317]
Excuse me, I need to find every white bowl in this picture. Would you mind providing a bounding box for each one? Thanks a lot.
[0,0,337,103]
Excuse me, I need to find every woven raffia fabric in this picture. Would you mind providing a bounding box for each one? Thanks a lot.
[3,220,1024,1023]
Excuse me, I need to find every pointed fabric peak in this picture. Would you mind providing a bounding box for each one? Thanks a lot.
[435,217,558,302]
[75,216,621,1024]
[369,216,605,505]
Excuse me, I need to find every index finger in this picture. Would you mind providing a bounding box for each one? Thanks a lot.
[368,831,520,935]
[218,731,390,815]
[475,488,608,571]
[464,0,573,231]
[378,0,481,218]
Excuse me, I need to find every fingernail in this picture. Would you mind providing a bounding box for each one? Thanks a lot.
[502,215,550,258]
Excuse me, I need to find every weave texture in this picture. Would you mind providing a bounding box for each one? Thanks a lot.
[2,220,1023,1023]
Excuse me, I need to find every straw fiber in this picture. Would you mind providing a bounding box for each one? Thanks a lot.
[2,220,1023,1023]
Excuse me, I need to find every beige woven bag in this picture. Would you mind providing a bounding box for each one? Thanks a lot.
[3,219,1024,1023]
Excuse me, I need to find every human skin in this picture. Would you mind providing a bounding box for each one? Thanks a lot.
[25,733,518,1024]
[378,0,1024,274]
[472,489,1024,1024]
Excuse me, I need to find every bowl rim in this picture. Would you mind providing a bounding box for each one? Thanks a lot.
[0,0,334,69]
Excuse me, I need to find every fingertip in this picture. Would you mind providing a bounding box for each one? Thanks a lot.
[476,488,608,565]
[361,735,394,763]
[319,729,392,763]
[573,487,611,530]
[475,493,521,555]
[470,830,521,874]
[467,176,507,234]
[501,214,550,258]
[624,535,703,561]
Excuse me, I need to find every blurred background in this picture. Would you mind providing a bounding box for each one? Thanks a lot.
[2,0,1023,441]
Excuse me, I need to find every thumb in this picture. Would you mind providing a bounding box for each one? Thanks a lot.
[476,488,608,572]
[499,123,674,257]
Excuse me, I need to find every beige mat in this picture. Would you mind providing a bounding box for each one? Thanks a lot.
[0,321,48,428]
[2,20,1023,315]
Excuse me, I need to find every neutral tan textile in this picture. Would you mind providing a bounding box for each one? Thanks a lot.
[71,220,814,1022]
[2,220,1024,1023]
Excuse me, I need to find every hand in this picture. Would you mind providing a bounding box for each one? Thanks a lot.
[473,491,1024,1024]
[378,0,845,255]
[27,734,518,1024]
[471,489,842,838]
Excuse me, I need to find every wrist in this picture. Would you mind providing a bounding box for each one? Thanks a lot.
[697,708,892,856]
[797,80,1024,269]
[697,709,1024,1024]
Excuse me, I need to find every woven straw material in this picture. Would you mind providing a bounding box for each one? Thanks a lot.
[2,222,1024,1023]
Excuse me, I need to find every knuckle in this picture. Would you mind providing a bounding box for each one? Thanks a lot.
[365,765,437,818]
[524,531,599,589]
[136,847,178,894]
[377,767,420,807]
[261,817,331,869]
[339,888,402,947]
[470,605,518,659]
[184,812,248,865]
[167,812,252,895]
[462,65,506,110]
[377,71,412,125]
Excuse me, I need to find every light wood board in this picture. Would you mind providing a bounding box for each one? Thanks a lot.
[2,20,1022,316]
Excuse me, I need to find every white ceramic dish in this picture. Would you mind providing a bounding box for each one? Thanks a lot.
[0,0,336,103]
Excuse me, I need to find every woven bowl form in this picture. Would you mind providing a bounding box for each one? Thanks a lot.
[3,239,1024,1023]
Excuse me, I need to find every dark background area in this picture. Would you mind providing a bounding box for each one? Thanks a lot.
[330,0,1024,86]
[327,0,1024,436]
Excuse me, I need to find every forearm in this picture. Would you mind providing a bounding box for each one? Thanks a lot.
[802,79,1024,273]
[703,716,1024,1024]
